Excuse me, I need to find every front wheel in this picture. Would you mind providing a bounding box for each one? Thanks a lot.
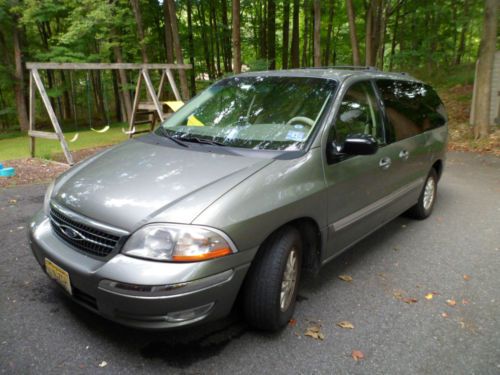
[406,169,438,220]
[242,226,302,331]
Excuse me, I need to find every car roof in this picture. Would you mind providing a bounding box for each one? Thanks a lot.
[237,67,420,84]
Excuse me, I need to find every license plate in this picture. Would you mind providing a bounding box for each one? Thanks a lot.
[45,258,72,295]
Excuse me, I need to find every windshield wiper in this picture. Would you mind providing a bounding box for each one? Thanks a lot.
[180,136,226,147]
[156,127,189,148]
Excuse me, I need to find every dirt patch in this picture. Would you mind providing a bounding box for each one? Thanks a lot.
[0,158,68,188]
[51,145,111,164]
[440,85,500,156]
[0,146,110,188]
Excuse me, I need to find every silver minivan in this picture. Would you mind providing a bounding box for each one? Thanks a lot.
[29,68,447,331]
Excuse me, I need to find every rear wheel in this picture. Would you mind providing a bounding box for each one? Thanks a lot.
[242,226,302,331]
[407,169,438,220]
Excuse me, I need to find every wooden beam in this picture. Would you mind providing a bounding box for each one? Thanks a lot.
[28,130,59,140]
[165,68,182,101]
[157,69,166,98]
[128,70,143,138]
[26,62,192,70]
[142,69,164,122]
[31,69,74,165]
[29,71,36,157]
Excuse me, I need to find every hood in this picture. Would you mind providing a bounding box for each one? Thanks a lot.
[53,140,272,231]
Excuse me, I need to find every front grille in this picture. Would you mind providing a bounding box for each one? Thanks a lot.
[49,207,121,257]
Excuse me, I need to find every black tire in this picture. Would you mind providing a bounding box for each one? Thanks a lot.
[242,226,302,331]
[406,168,438,220]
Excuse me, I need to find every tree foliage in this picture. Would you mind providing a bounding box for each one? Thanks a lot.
[0,0,491,131]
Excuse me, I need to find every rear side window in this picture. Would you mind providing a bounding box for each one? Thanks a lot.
[376,80,447,142]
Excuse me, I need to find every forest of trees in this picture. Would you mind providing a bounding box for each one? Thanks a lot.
[0,0,494,136]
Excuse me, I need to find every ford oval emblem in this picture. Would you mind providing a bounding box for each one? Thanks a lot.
[60,225,83,241]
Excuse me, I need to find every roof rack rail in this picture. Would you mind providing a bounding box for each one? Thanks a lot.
[298,65,379,71]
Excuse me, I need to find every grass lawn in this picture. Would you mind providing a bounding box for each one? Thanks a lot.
[0,122,131,161]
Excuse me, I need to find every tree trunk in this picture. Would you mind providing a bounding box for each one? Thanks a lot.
[60,71,72,120]
[221,0,232,72]
[313,0,321,67]
[282,0,290,69]
[267,0,276,69]
[455,0,470,65]
[166,0,190,100]
[209,0,222,76]
[162,0,175,64]
[377,4,387,69]
[232,0,242,73]
[187,0,196,96]
[324,0,335,66]
[197,2,213,79]
[472,0,497,139]
[12,17,29,132]
[290,0,300,68]
[346,0,361,65]
[259,0,268,59]
[113,45,133,123]
[130,0,149,63]
[302,0,310,66]
[389,4,400,71]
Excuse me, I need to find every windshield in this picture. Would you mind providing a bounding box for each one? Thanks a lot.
[158,76,337,150]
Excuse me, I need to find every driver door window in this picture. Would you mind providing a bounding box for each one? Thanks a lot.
[329,81,384,148]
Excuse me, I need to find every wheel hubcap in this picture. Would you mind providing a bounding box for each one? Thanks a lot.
[280,248,298,312]
[423,177,435,211]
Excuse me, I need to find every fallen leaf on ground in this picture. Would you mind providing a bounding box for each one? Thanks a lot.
[441,312,449,318]
[351,350,365,361]
[8,199,17,204]
[424,293,434,300]
[402,297,418,304]
[338,274,353,282]
[98,361,107,368]
[463,274,471,281]
[289,319,297,327]
[393,291,404,300]
[446,299,457,307]
[337,321,354,329]
[304,322,325,340]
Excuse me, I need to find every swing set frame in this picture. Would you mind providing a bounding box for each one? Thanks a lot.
[26,62,191,165]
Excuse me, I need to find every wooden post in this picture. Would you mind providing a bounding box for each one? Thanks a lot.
[165,68,182,101]
[29,71,36,157]
[31,69,74,165]
[157,70,166,98]
[142,69,165,122]
[128,70,143,137]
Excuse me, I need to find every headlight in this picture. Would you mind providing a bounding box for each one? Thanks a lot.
[43,180,55,215]
[122,224,236,262]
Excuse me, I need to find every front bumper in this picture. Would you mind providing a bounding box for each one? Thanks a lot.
[29,210,254,329]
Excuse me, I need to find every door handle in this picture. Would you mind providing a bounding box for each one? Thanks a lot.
[399,150,410,160]
[379,156,392,170]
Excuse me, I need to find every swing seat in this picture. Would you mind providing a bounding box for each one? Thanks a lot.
[69,133,79,143]
[91,126,110,133]
[122,126,136,135]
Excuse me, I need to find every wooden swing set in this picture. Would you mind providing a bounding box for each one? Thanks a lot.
[26,62,191,165]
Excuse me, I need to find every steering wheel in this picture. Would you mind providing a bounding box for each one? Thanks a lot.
[286,116,315,128]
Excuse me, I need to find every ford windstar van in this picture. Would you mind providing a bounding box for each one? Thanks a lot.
[30,67,447,331]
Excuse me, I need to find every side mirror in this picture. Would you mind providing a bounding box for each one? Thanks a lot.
[342,134,378,155]
[327,134,378,163]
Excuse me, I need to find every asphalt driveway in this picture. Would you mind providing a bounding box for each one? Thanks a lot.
[1,151,499,374]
